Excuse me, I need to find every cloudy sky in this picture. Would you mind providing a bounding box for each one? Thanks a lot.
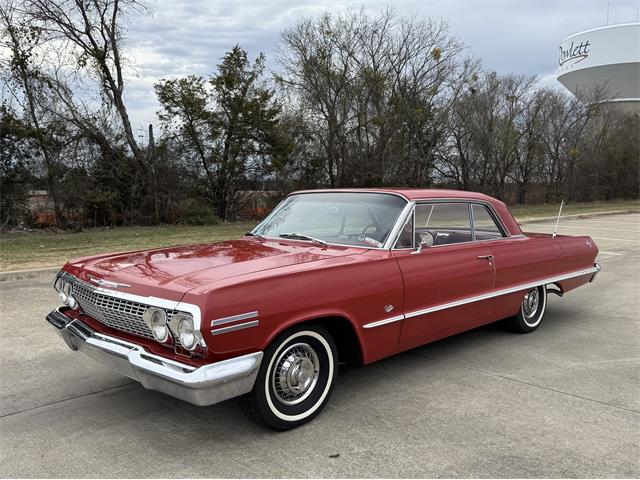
[123,0,639,130]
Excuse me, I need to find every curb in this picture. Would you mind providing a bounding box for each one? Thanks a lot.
[0,266,60,282]
[516,209,640,224]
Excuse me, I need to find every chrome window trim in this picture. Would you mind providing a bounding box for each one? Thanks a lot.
[390,198,511,250]
[251,191,411,251]
[362,264,600,328]
[470,201,477,241]
[385,201,416,250]
[286,189,410,202]
[55,271,203,330]
[470,203,508,239]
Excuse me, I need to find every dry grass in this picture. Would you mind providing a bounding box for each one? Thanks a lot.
[1,200,638,272]
[0,222,257,271]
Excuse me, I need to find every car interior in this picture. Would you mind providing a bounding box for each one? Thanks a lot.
[395,202,505,248]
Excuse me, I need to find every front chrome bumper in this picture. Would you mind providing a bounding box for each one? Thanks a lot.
[590,262,601,282]
[46,308,263,406]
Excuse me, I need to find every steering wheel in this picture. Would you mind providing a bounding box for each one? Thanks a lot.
[418,231,435,247]
[361,224,380,237]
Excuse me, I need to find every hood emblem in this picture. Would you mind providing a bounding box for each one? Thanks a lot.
[89,276,131,289]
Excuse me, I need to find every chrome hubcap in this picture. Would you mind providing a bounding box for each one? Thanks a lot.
[272,342,320,405]
[522,288,539,319]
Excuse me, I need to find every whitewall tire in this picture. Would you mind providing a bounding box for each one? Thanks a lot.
[240,324,337,430]
[508,284,547,333]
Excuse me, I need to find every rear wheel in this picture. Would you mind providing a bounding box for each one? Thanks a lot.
[240,324,337,430]
[508,285,547,333]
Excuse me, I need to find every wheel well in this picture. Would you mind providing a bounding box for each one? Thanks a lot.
[307,316,363,365]
[547,282,564,296]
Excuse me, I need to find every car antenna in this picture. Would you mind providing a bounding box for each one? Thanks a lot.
[552,200,564,238]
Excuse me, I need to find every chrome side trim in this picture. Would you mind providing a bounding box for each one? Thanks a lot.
[404,266,600,319]
[212,320,260,335]
[361,314,405,329]
[210,311,258,327]
[362,265,600,328]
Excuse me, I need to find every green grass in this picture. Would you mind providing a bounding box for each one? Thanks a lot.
[1,200,638,272]
[0,222,257,271]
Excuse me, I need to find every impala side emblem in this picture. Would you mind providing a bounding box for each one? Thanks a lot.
[89,276,131,288]
[384,304,395,313]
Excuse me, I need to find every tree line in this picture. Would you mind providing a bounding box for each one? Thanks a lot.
[1,2,638,229]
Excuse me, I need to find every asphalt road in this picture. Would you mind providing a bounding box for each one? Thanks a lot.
[1,213,638,478]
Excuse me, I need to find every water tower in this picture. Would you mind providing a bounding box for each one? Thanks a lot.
[557,23,640,112]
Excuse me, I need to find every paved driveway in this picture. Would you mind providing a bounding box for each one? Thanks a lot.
[1,214,638,477]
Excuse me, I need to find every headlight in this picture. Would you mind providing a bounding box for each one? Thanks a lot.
[174,314,197,350]
[53,277,63,292]
[60,282,79,309]
[143,307,169,343]
[67,294,78,309]
[58,281,72,304]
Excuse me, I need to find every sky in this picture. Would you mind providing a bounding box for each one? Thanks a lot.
[123,0,640,130]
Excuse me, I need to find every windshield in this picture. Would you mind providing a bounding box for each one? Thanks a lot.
[253,192,407,248]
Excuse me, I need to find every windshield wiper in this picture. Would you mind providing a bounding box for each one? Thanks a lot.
[279,233,329,246]
[245,232,266,239]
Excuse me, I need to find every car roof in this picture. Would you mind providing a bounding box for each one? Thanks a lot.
[289,188,524,236]
[291,188,498,203]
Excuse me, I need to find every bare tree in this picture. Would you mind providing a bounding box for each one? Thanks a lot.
[0,1,68,226]
[23,0,147,167]
[278,9,473,188]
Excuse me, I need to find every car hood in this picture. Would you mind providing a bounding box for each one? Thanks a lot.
[64,238,367,300]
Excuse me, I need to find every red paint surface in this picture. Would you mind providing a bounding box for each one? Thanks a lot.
[59,190,598,365]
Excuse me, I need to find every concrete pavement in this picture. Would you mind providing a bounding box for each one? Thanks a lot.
[0,214,638,477]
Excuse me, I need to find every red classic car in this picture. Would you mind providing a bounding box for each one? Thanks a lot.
[47,189,600,429]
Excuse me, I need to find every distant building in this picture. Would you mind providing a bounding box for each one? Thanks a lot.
[26,190,56,226]
[557,23,640,112]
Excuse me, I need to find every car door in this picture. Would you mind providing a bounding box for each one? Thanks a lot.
[470,202,560,319]
[392,202,496,344]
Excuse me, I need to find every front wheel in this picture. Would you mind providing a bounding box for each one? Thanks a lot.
[240,324,337,430]
[508,285,547,333]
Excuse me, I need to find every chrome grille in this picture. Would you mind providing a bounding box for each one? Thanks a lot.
[69,279,179,343]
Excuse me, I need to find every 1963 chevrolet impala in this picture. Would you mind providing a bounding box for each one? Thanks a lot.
[47,189,600,429]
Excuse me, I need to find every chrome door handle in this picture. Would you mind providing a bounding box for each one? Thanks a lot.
[477,255,494,260]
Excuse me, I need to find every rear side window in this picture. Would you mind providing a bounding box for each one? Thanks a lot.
[415,203,473,246]
[472,204,505,240]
